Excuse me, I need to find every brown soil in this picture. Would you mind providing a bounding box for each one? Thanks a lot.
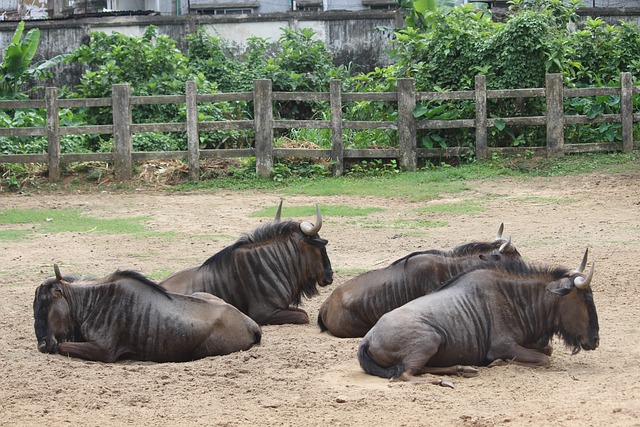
[1,171,639,426]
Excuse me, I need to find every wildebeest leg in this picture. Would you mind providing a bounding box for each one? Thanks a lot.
[58,341,120,363]
[389,333,455,387]
[422,365,479,378]
[392,371,455,388]
[527,343,553,356]
[488,344,551,368]
[264,307,310,325]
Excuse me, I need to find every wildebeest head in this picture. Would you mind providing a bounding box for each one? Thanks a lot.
[33,265,77,354]
[466,223,521,260]
[546,249,599,354]
[276,202,333,290]
[394,223,521,268]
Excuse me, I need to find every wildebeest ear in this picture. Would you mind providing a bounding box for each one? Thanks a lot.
[306,237,328,248]
[546,282,573,296]
[52,284,63,299]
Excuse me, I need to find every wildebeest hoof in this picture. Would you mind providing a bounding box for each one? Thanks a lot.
[488,359,509,368]
[456,366,479,377]
[439,379,455,389]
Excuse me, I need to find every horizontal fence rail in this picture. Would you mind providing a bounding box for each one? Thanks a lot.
[0,74,637,181]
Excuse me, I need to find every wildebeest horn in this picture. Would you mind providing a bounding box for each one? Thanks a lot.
[498,235,511,253]
[575,261,595,289]
[274,199,283,223]
[576,248,589,273]
[54,264,62,281]
[496,223,504,240]
[300,204,322,236]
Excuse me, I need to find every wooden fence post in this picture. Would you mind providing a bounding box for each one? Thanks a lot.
[45,87,60,182]
[546,73,564,156]
[397,78,417,171]
[620,72,633,153]
[475,75,488,160]
[253,79,273,178]
[330,79,344,176]
[112,84,133,181]
[185,80,200,180]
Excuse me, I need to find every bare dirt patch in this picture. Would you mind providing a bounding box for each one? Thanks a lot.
[1,171,639,426]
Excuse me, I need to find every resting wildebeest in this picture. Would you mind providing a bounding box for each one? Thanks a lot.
[358,250,599,387]
[161,203,333,325]
[33,265,261,362]
[318,224,521,338]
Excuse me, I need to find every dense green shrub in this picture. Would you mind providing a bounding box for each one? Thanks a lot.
[3,3,640,171]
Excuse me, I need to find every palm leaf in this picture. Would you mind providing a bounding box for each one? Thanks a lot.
[2,44,25,74]
[10,21,24,45]
[20,28,40,68]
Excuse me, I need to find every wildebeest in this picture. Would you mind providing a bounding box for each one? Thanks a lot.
[318,225,521,338]
[161,203,333,325]
[357,250,599,387]
[33,265,262,362]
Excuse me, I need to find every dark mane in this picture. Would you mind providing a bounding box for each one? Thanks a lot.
[448,241,504,256]
[438,257,572,291]
[389,241,504,267]
[107,270,172,300]
[389,249,447,266]
[201,220,300,268]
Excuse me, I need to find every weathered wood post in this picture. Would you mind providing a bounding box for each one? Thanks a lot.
[330,79,344,176]
[253,79,273,178]
[112,84,133,181]
[397,78,417,171]
[546,73,564,156]
[185,80,200,180]
[475,75,488,160]
[45,87,60,182]
[620,72,633,153]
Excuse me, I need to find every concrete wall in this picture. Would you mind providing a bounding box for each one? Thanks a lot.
[2,7,640,92]
[0,10,402,90]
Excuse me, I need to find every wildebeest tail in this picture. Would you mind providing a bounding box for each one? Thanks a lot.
[317,307,327,332]
[358,342,404,379]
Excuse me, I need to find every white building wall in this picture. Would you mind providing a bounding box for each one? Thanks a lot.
[324,0,364,10]
[0,0,16,9]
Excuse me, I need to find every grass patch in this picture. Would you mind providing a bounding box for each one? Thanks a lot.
[0,209,151,236]
[250,204,385,218]
[508,195,577,204]
[347,218,447,229]
[0,229,31,241]
[393,218,448,229]
[333,267,371,276]
[416,200,485,215]
[5,152,640,199]
[147,270,178,282]
[284,175,470,202]
[506,151,640,176]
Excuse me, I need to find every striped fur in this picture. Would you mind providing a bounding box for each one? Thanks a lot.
[161,220,333,325]
[33,268,262,362]
[358,256,600,382]
[317,238,521,338]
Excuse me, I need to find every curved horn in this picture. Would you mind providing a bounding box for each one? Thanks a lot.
[575,261,595,289]
[498,235,512,253]
[576,248,589,273]
[300,204,322,236]
[274,199,283,223]
[53,264,62,281]
[496,223,504,240]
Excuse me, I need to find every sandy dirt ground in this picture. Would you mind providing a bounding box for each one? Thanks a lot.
[1,170,639,427]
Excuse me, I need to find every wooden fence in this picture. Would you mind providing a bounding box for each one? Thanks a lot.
[0,73,637,182]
